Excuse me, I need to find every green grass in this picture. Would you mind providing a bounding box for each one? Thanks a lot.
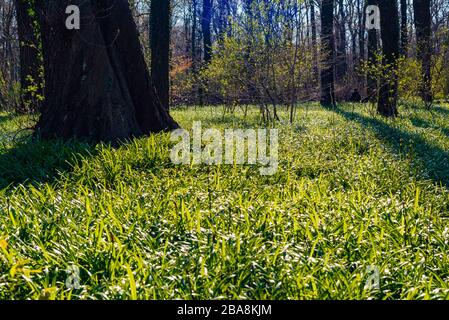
[1,103,449,300]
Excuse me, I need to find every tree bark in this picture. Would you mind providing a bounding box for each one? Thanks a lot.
[358,0,366,76]
[400,0,408,55]
[320,0,336,106]
[413,0,433,104]
[378,0,400,117]
[310,0,319,78]
[35,0,178,142]
[202,0,213,64]
[151,0,171,110]
[215,0,229,43]
[336,0,348,81]
[367,0,379,101]
[14,0,43,114]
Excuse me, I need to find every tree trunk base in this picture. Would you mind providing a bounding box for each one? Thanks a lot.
[35,0,178,143]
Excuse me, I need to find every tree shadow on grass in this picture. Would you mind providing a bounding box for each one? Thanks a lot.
[409,117,449,139]
[432,105,449,117]
[0,137,96,190]
[332,106,449,188]
[0,114,17,124]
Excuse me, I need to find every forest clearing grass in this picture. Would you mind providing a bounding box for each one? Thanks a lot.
[0,103,449,299]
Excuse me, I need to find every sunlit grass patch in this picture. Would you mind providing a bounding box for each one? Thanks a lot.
[0,104,449,299]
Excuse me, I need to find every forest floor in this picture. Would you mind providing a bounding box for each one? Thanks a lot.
[0,103,449,299]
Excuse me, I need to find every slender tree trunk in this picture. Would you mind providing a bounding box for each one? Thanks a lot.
[378,0,400,117]
[336,0,348,81]
[413,0,433,104]
[191,0,198,65]
[367,0,379,102]
[35,0,178,142]
[320,0,336,106]
[199,0,213,105]
[151,0,171,110]
[243,0,257,105]
[351,28,357,72]
[310,0,319,80]
[202,0,213,64]
[400,0,408,55]
[184,5,191,56]
[215,0,229,43]
[191,0,203,106]
[14,0,43,114]
[358,0,366,75]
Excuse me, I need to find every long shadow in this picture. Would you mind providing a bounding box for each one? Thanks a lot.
[0,114,17,124]
[0,137,96,190]
[331,106,449,188]
[409,116,449,139]
[432,105,449,117]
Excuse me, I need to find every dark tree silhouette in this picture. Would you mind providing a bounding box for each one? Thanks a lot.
[14,0,43,113]
[336,0,348,81]
[400,0,408,55]
[320,0,336,107]
[413,0,433,105]
[151,0,171,110]
[202,0,213,64]
[367,0,379,102]
[35,0,178,142]
[378,0,400,117]
[310,0,319,78]
[215,0,229,42]
[357,0,365,75]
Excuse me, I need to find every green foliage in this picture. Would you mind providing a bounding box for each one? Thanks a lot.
[362,45,449,105]
[432,27,449,101]
[172,0,317,106]
[1,104,449,299]
[0,72,21,112]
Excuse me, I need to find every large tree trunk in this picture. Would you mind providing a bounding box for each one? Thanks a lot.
[151,0,171,111]
[413,0,433,104]
[378,0,400,117]
[14,0,43,114]
[35,0,178,142]
[320,0,336,106]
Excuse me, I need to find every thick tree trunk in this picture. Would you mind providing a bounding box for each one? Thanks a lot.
[400,0,408,55]
[378,0,400,117]
[202,0,213,64]
[320,0,336,106]
[35,0,178,142]
[151,0,171,110]
[14,0,43,114]
[413,0,433,104]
